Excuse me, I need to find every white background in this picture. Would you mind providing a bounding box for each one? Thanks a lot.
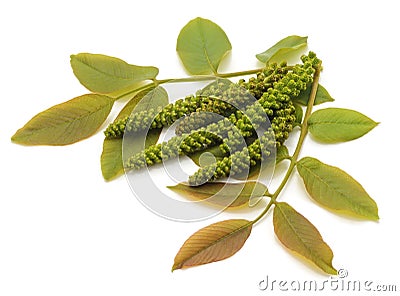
[1,0,399,295]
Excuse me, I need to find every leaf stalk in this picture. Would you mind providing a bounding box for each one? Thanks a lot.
[115,67,268,101]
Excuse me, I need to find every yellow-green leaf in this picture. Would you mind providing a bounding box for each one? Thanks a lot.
[12,94,114,146]
[273,202,337,274]
[172,219,252,271]
[297,157,379,220]
[276,145,290,164]
[294,103,303,125]
[70,53,159,93]
[176,17,232,75]
[101,138,124,180]
[256,35,308,63]
[100,87,168,181]
[294,84,334,106]
[167,181,267,208]
[308,108,378,143]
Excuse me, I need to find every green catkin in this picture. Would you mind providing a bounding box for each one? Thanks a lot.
[188,128,276,186]
[188,52,322,185]
[104,63,290,139]
[175,112,222,136]
[124,52,320,173]
[104,95,199,139]
[174,82,296,155]
[125,130,223,170]
[124,85,293,171]
[174,62,289,135]
[125,117,236,170]
[176,54,316,152]
[238,61,289,99]
[214,65,312,153]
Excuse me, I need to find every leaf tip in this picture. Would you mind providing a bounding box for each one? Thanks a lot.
[10,129,29,145]
[368,203,380,221]
[371,212,380,221]
[193,16,205,22]
[295,35,309,42]
[69,54,78,65]
[101,173,115,182]
[171,261,182,272]
[327,266,338,275]
[10,131,19,142]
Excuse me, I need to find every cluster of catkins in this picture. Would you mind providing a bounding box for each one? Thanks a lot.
[104,52,320,186]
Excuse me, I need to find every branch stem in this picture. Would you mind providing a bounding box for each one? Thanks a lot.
[251,63,322,225]
[114,67,269,101]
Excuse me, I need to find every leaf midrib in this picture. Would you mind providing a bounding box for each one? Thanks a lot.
[21,99,113,137]
[75,56,152,82]
[309,121,374,126]
[298,163,371,214]
[197,20,217,74]
[172,182,260,196]
[277,205,331,268]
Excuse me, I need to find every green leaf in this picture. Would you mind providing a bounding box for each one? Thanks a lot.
[276,145,290,164]
[12,94,114,145]
[100,87,168,180]
[273,202,337,274]
[101,138,124,180]
[172,219,252,271]
[167,181,268,208]
[176,17,232,75]
[70,53,159,93]
[256,35,308,63]
[308,108,378,143]
[294,84,334,106]
[294,103,303,125]
[297,157,379,220]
